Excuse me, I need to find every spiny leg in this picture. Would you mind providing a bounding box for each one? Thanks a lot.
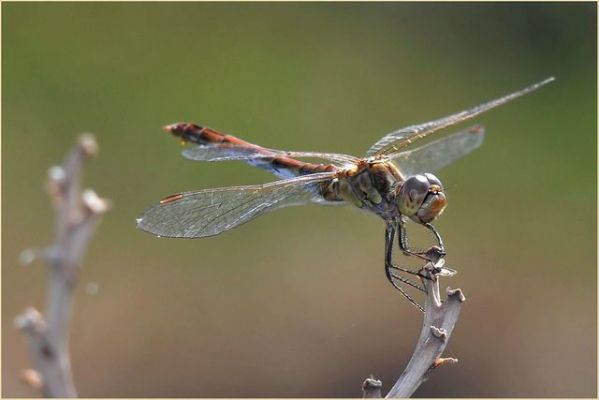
[385,222,426,294]
[424,222,446,255]
[384,220,423,279]
[390,277,425,313]
[388,263,425,280]
[388,270,425,292]
[397,219,448,281]
[397,218,429,259]
[398,219,446,261]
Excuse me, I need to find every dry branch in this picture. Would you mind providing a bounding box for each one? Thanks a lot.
[15,134,109,397]
[363,256,465,398]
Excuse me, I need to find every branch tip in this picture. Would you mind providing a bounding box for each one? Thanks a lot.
[48,165,67,183]
[78,133,98,158]
[430,357,459,371]
[15,308,46,333]
[82,189,111,214]
[20,369,43,390]
[19,248,39,266]
[363,376,382,388]
[362,376,383,398]
[446,287,466,302]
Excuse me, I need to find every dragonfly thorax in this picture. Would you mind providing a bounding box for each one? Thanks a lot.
[336,161,447,224]
[335,160,403,219]
[397,173,447,224]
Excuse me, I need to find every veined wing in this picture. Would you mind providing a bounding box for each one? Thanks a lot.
[136,172,337,238]
[182,144,359,165]
[389,125,485,177]
[366,77,554,157]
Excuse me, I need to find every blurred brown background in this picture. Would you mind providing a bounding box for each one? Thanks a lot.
[2,2,596,397]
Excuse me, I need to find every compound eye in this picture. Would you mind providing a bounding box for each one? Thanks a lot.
[424,173,443,189]
[397,175,430,217]
[404,175,430,199]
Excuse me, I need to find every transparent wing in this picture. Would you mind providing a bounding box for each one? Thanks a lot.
[389,125,485,177]
[366,77,554,157]
[182,144,359,165]
[136,172,337,238]
[181,145,267,162]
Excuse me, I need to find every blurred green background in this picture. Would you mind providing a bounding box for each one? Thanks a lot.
[2,2,596,397]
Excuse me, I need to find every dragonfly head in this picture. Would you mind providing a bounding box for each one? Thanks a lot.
[397,173,447,224]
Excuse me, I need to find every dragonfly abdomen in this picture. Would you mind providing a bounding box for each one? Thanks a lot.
[165,122,260,148]
[260,157,336,179]
[165,122,337,179]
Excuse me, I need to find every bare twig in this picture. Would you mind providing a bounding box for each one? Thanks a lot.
[363,256,465,398]
[363,376,383,398]
[386,257,465,398]
[15,134,109,397]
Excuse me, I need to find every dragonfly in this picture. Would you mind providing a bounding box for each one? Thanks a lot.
[137,77,554,311]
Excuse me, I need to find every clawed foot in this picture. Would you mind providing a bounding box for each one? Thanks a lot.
[402,245,446,261]
[424,246,446,263]
[399,246,452,281]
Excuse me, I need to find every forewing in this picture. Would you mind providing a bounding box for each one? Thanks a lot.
[389,125,485,177]
[136,172,336,238]
[182,144,359,165]
[181,144,266,162]
[366,77,554,157]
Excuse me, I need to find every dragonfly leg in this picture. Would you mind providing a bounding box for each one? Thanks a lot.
[385,222,419,277]
[424,223,446,255]
[384,222,427,313]
[388,264,426,281]
[398,219,447,262]
[397,220,450,281]
[397,218,429,260]
[388,269,425,292]
[384,222,426,278]
[421,224,447,275]
[389,278,425,313]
